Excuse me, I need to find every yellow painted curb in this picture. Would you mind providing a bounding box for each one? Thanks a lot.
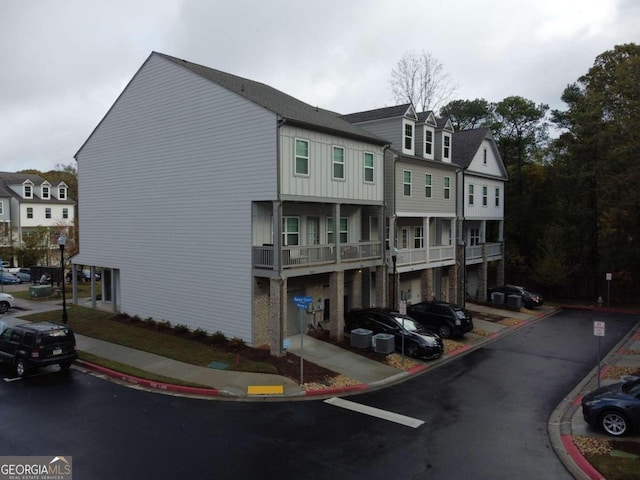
[247,385,284,395]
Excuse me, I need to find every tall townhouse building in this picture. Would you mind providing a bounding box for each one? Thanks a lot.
[73,52,389,354]
[343,105,460,307]
[0,172,75,262]
[453,128,507,304]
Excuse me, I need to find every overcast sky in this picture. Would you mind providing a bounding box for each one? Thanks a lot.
[2,0,638,173]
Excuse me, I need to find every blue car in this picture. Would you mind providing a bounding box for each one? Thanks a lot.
[0,273,20,285]
[582,377,640,436]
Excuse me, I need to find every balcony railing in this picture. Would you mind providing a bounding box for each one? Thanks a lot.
[253,241,382,269]
[465,242,503,263]
[393,245,455,267]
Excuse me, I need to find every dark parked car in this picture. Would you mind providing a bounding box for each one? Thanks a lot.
[406,301,473,339]
[345,308,443,360]
[487,285,543,309]
[0,322,77,377]
[581,376,640,436]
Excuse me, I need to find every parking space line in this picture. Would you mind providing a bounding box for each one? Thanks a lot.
[324,397,424,428]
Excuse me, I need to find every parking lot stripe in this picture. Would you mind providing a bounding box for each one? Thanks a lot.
[324,397,424,428]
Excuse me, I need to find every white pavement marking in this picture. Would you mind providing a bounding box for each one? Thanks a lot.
[324,397,425,429]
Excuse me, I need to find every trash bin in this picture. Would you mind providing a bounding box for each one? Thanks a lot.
[350,328,373,349]
[372,333,395,354]
[30,285,52,298]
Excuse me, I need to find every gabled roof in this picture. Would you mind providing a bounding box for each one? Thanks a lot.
[341,103,416,123]
[416,111,437,126]
[436,117,454,131]
[453,128,508,177]
[154,53,388,146]
[0,172,46,186]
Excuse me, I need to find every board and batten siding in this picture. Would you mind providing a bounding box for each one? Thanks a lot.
[75,53,278,342]
[464,176,504,219]
[279,125,384,203]
[468,139,504,177]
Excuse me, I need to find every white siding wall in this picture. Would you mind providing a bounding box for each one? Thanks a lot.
[75,54,278,342]
[280,125,384,202]
[464,176,504,219]
[468,139,503,176]
[19,204,74,227]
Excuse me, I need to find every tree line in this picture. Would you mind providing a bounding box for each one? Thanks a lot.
[393,44,640,303]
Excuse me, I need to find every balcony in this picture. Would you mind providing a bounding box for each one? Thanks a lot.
[392,245,455,269]
[465,242,503,264]
[253,241,382,270]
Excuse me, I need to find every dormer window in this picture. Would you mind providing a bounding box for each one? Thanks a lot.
[42,186,50,199]
[403,120,414,154]
[424,127,434,159]
[58,187,67,200]
[443,134,451,161]
[24,184,32,199]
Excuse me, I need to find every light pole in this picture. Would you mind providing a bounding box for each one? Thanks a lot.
[391,247,398,310]
[58,235,68,324]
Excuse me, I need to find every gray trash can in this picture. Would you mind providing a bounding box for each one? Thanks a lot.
[350,328,373,349]
[491,292,505,305]
[507,294,522,310]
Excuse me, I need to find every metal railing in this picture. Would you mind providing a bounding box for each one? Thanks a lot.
[253,241,382,269]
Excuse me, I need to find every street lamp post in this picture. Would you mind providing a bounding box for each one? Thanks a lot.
[58,235,68,324]
[391,247,398,310]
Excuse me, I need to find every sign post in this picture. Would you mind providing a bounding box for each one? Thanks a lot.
[293,295,313,385]
[605,273,612,307]
[594,320,605,388]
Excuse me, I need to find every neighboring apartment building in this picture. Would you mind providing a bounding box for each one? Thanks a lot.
[453,128,507,303]
[73,52,388,354]
[0,172,75,261]
[343,105,460,306]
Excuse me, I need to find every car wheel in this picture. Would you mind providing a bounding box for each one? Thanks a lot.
[59,362,72,371]
[405,342,419,358]
[438,324,453,339]
[0,301,8,313]
[15,359,29,378]
[600,411,629,436]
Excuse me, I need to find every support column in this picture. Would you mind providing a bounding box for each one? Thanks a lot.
[329,271,344,341]
[375,265,386,308]
[421,268,433,301]
[269,277,285,356]
[478,244,488,304]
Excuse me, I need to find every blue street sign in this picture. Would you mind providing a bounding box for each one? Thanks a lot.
[293,295,313,304]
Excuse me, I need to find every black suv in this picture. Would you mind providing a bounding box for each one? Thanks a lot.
[345,308,443,360]
[0,322,77,377]
[406,301,473,339]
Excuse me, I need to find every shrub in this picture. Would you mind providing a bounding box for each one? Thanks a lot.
[157,320,172,331]
[192,328,208,339]
[173,324,190,335]
[229,337,246,350]
[143,317,158,329]
[209,330,226,345]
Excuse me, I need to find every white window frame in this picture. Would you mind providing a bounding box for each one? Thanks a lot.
[0,202,3,215]
[443,134,451,160]
[482,186,488,207]
[24,184,32,199]
[332,146,345,180]
[294,138,309,176]
[444,176,451,199]
[425,174,432,198]
[483,148,488,165]
[495,187,501,207]
[327,217,348,244]
[63,208,69,219]
[403,170,412,197]
[26,207,33,219]
[401,227,409,249]
[42,186,50,199]
[414,226,424,249]
[364,152,374,183]
[45,207,51,219]
[468,184,475,206]
[424,127,434,159]
[58,187,66,200]
[470,227,480,246]
[282,216,300,246]
[402,120,414,154]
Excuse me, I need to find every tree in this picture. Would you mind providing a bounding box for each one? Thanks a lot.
[439,98,493,130]
[390,50,457,112]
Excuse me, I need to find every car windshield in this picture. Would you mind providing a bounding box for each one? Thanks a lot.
[392,315,420,332]
[454,310,466,319]
[622,378,640,394]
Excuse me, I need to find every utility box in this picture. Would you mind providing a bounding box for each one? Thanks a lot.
[506,294,522,310]
[350,328,373,349]
[372,333,395,354]
[491,292,505,305]
[29,285,52,298]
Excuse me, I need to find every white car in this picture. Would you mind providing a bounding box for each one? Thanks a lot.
[1,262,20,275]
[0,292,15,313]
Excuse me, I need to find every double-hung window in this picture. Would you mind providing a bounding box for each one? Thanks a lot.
[468,184,475,206]
[424,128,433,157]
[444,177,451,199]
[45,208,51,219]
[495,187,501,207]
[63,208,69,219]
[58,188,66,200]
[24,185,32,198]
[42,186,50,199]
[403,170,411,196]
[425,174,432,198]
[333,146,345,180]
[282,217,300,246]
[364,152,374,182]
[404,123,413,151]
[470,228,480,246]
[443,134,451,160]
[327,217,348,244]
[482,186,488,207]
[295,139,309,175]
[27,207,33,219]
[414,226,424,249]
